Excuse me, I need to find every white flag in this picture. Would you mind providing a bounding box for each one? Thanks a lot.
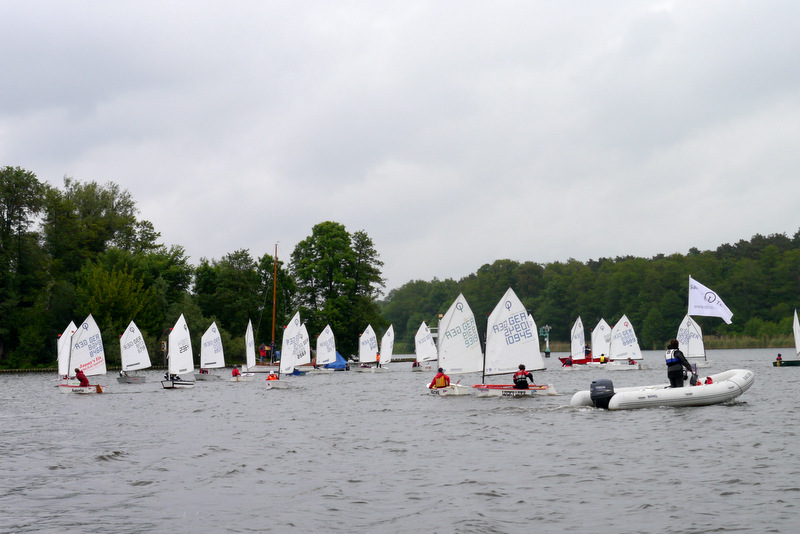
[688,276,733,324]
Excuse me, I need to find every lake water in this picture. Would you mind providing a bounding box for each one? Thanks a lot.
[1,348,798,533]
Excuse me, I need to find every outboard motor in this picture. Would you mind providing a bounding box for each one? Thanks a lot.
[590,379,615,409]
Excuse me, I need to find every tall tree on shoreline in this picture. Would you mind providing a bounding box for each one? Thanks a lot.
[290,222,386,357]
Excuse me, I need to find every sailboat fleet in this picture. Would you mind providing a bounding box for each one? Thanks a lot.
[51,277,764,410]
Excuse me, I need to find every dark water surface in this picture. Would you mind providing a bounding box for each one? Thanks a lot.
[1,349,798,533]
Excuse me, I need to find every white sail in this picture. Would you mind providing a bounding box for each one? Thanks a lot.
[359,325,378,364]
[570,317,585,360]
[244,320,256,371]
[296,323,311,367]
[794,309,800,358]
[527,313,544,370]
[677,314,705,360]
[608,314,641,361]
[316,324,337,366]
[591,318,612,359]
[414,322,438,363]
[68,315,107,377]
[484,288,541,376]
[380,325,394,364]
[200,322,225,369]
[168,314,194,377]
[280,311,303,374]
[120,320,152,371]
[57,321,77,377]
[437,293,483,374]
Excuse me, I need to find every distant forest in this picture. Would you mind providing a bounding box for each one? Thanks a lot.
[380,230,800,353]
[2,165,798,369]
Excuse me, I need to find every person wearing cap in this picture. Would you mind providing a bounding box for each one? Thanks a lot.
[266,370,279,381]
[429,368,450,389]
[665,338,693,387]
[75,368,89,387]
[231,365,241,378]
[513,364,535,389]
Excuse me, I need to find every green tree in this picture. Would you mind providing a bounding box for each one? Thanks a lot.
[290,222,385,357]
[194,249,263,336]
[0,166,47,363]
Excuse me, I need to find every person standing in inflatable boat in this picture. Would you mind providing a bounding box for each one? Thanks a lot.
[665,339,694,388]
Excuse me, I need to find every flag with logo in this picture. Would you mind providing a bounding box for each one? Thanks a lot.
[688,276,733,324]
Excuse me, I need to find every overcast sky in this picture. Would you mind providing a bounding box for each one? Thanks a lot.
[3,1,799,293]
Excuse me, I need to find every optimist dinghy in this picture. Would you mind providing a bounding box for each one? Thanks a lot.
[471,288,556,397]
[58,315,107,394]
[428,294,484,396]
[570,368,754,410]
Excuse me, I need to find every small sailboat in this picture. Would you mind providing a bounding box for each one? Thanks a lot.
[378,325,394,371]
[305,324,336,374]
[605,314,643,370]
[58,314,107,394]
[118,320,151,383]
[195,322,224,380]
[429,293,482,396]
[57,321,77,384]
[161,314,195,389]
[677,314,711,368]
[591,318,612,363]
[472,288,556,397]
[272,311,304,386]
[774,309,800,367]
[413,322,437,372]
[559,317,601,367]
[354,324,379,372]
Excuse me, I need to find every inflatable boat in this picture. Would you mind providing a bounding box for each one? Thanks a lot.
[570,368,754,410]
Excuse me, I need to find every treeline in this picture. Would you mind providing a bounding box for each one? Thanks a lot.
[4,165,798,369]
[381,230,800,352]
[0,167,384,369]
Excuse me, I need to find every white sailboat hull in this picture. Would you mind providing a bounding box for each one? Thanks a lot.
[57,384,104,394]
[229,375,254,382]
[428,384,472,396]
[472,384,558,397]
[570,368,754,410]
[266,380,290,389]
[161,380,195,389]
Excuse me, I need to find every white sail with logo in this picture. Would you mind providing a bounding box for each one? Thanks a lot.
[437,293,483,374]
[380,325,394,364]
[280,311,303,374]
[120,320,152,371]
[484,288,543,376]
[168,314,194,378]
[591,318,612,360]
[359,325,378,364]
[200,322,225,369]
[316,324,337,367]
[608,314,641,361]
[570,317,585,361]
[677,314,708,367]
[69,314,107,377]
[296,323,311,368]
[414,322,438,363]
